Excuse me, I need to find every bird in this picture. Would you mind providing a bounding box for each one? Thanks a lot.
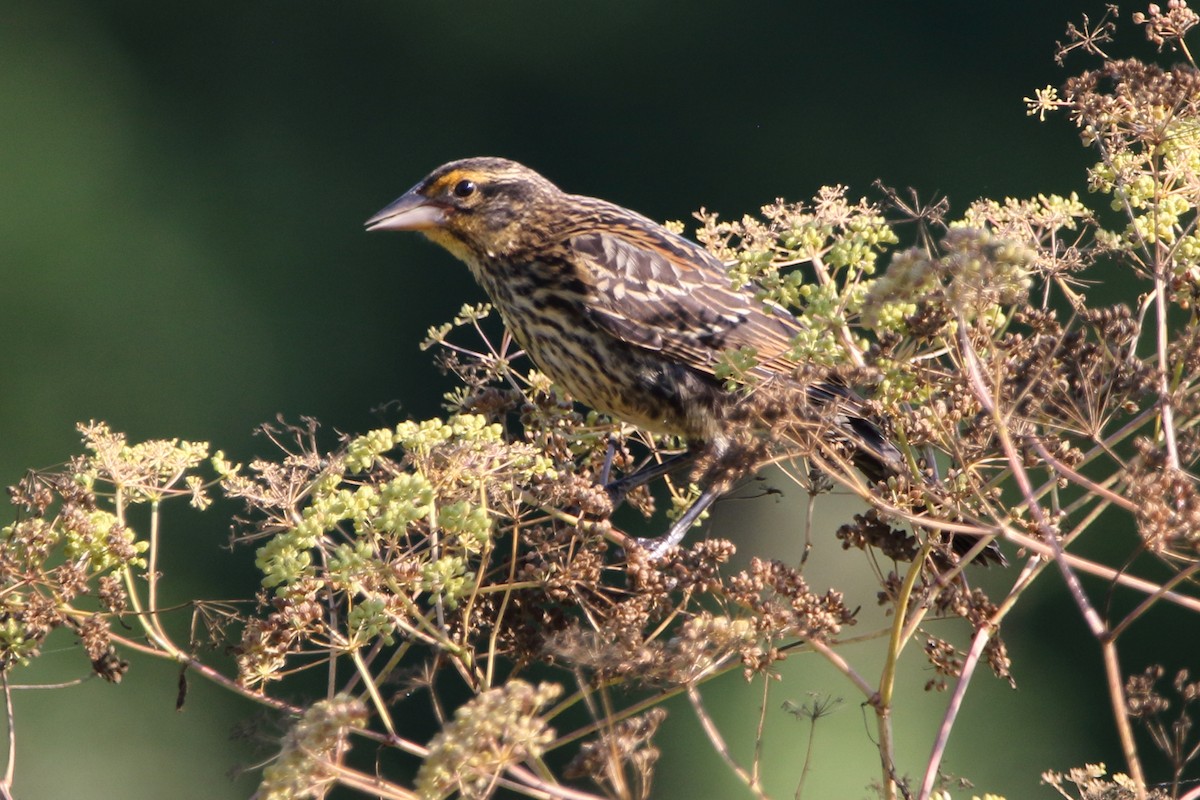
[365,157,1003,565]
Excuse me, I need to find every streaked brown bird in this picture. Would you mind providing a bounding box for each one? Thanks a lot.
[366,157,1001,564]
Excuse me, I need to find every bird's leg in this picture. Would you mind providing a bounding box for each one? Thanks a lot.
[605,444,715,559]
[632,436,739,558]
[598,435,619,486]
[636,482,725,558]
[604,448,698,508]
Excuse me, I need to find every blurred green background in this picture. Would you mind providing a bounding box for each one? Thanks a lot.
[1,2,1182,798]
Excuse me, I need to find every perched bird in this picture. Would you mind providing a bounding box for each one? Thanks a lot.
[366,157,1001,564]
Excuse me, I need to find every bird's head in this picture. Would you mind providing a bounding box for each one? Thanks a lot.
[365,157,562,262]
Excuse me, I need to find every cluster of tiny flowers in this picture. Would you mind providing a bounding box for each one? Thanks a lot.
[872,355,930,407]
[727,558,854,642]
[256,695,368,800]
[415,681,562,800]
[1129,445,1200,558]
[695,186,896,351]
[862,227,1035,334]
[0,423,212,674]
[1133,1,1200,50]
[1040,762,1158,800]
[956,193,1092,261]
[563,708,667,791]
[1062,57,1200,299]
[76,420,212,505]
[249,413,555,593]
[1098,117,1200,291]
[420,302,494,352]
[659,613,760,681]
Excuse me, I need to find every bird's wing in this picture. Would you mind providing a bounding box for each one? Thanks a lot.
[569,225,1006,566]
[571,227,906,464]
[569,228,801,378]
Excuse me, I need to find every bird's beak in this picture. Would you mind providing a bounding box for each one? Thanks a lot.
[364,190,447,232]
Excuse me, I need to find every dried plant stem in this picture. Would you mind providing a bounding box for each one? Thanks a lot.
[350,647,396,737]
[323,763,419,800]
[686,684,770,800]
[804,637,877,702]
[916,539,1047,799]
[753,676,771,788]
[1110,562,1200,640]
[997,527,1200,613]
[1028,439,1139,513]
[108,631,304,712]
[959,324,1147,798]
[485,520,524,689]
[592,681,633,800]
[499,765,610,800]
[549,681,684,752]
[917,624,993,800]
[0,675,12,798]
[505,774,603,800]
[1153,274,1182,470]
[875,546,930,800]
[1098,640,1147,798]
[115,489,177,658]
[333,751,605,800]
[146,499,164,639]
[793,704,819,800]
[346,640,414,698]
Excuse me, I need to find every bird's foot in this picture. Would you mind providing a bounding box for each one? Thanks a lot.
[632,482,725,559]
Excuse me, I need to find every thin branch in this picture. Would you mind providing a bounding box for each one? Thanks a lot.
[1101,640,1146,800]
[998,527,1200,613]
[917,625,993,800]
[0,674,13,793]
[1110,561,1200,639]
[1028,438,1139,513]
[753,676,771,787]
[804,638,877,702]
[958,324,1147,797]
[686,685,770,800]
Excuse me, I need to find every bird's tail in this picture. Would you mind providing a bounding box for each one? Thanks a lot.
[808,382,1006,566]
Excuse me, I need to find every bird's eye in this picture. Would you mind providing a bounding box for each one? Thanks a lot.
[453,179,477,199]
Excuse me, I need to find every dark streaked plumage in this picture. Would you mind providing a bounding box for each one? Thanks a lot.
[366,157,1002,564]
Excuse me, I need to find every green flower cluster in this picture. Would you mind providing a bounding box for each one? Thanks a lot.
[415,680,562,800]
[419,554,474,611]
[63,509,149,573]
[0,424,209,674]
[1088,117,1200,285]
[697,187,895,375]
[873,356,930,407]
[714,345,763,390]
[1,509,149,577]
[0,617,41,668]
[707,187,898,315]
[862,227,1035,335]
[783,311,863,367]
[420,301,494,351]
[253,414,554,602]
[345,596,395,646]
[257,694,368,800]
